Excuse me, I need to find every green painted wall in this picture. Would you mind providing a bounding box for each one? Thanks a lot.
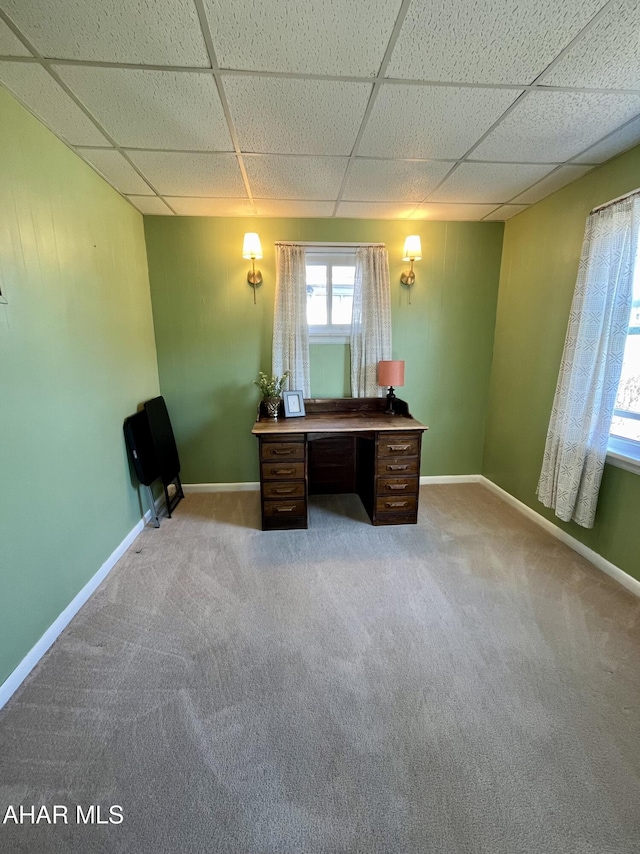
[309,343,351,398]
[144,217,504,483]
[483,144,640,582]
[0,90,160,685]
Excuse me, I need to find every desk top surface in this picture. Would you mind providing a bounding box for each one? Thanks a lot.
[252,408,428,436]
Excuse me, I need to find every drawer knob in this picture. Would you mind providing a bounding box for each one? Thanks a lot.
[388,444,410,452]
[387,484,407,491]
[274,468,294,475]
[273,448,295,455]
[387,464,408,471]
[276,505,295,513]
[385,500,408,508]
[274,487,294,494]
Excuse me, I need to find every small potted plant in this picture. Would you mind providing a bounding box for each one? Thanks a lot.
[254,371,289,418]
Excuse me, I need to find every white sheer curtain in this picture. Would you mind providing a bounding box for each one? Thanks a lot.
[537,192,639,527]
[272,243,310,396]
[350,245,392,397]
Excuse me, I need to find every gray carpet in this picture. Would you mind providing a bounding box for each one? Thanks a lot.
[1,485,639,854]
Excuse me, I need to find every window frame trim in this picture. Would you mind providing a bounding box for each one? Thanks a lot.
[305,247,357,340]
[606,435,640,474]
[605,228,640,474]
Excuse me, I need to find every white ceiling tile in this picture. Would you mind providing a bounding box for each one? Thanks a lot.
[343,159,452,202]
[253,200,335,217]
[358,85,521,159]
[243,155,348,200]
[336,201,418,219]
[166,197,255,216]
[472,90,640,162]
[4,1,637,220]
[431,162,556,203]
[544,0,640,90]
[573,116,640,164]
[223,76,372,155]
[1,0,209,66]
[386,0,606,84]
[0,21,30,55]
[127,152,246,197]
[0,62,109,145]
[126,196,174,215]
[205,0,401,77]
[55,67,232,151]
[410,203,499,221]
[510,165,594,204]
[482,205,529,221]
[76,148,154,195]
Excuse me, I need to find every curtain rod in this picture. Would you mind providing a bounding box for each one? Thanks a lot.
[274,241,385,248]
[590,186,640,214]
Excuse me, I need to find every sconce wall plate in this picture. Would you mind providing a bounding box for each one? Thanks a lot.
[243,232,263,303]
[401,235,422,303]
[247,267,263,286]
[400,266,416,287]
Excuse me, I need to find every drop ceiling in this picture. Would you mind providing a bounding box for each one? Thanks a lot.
[1,0,639,221]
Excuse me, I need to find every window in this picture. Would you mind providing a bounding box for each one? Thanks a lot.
[306,250,355,341]
[608,235,640,470]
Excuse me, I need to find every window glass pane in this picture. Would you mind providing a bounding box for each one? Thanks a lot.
[611,243,640,441]
[331,265,355,325]
[306,265,327,325]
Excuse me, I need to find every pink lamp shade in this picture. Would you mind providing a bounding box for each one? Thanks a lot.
[378,360,405,388]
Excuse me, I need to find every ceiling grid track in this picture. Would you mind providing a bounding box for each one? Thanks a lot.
[192,0,256,211]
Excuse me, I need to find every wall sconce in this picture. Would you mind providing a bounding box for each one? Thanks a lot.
[400,235,422,303]
[243,232,263,303]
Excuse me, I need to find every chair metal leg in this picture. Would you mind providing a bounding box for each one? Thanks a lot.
[146,485,160,528]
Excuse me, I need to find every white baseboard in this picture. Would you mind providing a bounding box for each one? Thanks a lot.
[0,511,150,712]
[183,482,260,493]
[186,477,479,491]
[420,474,483,485]
[479,476,640,599]
[185,476,486,489]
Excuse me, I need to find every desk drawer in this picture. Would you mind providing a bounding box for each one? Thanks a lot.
[260,441,305,461]
[377,433,420,457]
[262,481,305,499]
[373,511,417,527]
[375,494,418,515]
[263,498,307,518]
[377,475,418,496]
[376,457,419,476]
[262,461,305,480]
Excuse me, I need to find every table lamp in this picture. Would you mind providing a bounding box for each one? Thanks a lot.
[378,360,405,414]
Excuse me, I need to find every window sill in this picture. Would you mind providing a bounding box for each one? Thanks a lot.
[309,333,350,345]
[607,436,640,474]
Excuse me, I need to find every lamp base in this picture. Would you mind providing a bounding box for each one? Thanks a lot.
[385,386,398,415]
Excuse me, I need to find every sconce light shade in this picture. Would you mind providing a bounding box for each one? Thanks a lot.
[402,235,422,261]
[242,232,263,260]
[243,232,263,303]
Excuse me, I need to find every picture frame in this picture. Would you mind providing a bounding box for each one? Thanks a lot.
[283,390,306,418]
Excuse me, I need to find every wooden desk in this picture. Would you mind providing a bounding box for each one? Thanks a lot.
[252,398,428,530]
